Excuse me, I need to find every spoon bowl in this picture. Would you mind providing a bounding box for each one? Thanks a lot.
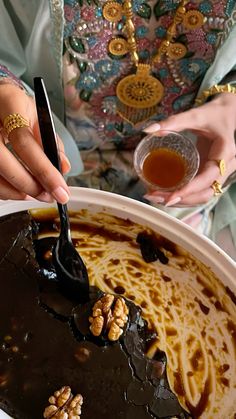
[54,203,89,301]
[34,77,89,302]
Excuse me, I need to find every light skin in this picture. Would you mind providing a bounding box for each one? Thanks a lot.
[143,92,236,206]
[0,83,70,203]
[0,84,235,205]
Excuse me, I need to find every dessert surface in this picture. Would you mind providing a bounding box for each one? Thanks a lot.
[0,209,235,418]
[0,211,189,419]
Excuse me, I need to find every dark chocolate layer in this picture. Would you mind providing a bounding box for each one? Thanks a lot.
[0,211,189,419]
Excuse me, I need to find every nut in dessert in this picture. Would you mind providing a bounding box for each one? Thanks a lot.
[43,386,83,418]
[89,294,129,341]
[74,346,91,363]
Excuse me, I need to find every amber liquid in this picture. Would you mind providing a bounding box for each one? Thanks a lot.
[142,148,186,188]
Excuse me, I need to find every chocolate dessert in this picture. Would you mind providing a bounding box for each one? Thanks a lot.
[0,211,189,419]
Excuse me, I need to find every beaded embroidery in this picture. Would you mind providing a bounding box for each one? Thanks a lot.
[63,0,236,193]
[50,0,65,78]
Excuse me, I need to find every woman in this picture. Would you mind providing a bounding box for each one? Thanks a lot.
[0,0,236,250]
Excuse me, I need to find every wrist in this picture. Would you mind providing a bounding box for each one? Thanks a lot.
[0,83,30,121]
[0,82,24,101]
[0,65,24,90]
[213,92,236,127]
[0,77,24,90]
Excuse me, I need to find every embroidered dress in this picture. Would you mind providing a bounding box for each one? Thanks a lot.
[63,0,236,212]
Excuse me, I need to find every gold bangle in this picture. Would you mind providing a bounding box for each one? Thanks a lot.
[3,113,29,136]
[195,84,236,106]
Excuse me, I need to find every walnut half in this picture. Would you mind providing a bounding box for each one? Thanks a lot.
[89,294,129,341]
[43,386,83,419]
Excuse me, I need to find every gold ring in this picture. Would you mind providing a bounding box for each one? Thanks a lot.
[211,180,223,196]
[211,159,226,176]
[3,113,29,136]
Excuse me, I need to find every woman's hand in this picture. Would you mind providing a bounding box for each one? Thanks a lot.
[143,93,236,207]
[0,83,71,203]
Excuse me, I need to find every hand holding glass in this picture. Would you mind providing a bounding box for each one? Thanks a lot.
[134,131,200,192]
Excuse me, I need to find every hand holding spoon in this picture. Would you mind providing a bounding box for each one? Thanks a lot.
[34,77,89,302]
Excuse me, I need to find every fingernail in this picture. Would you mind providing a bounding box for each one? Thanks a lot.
[144,194,165,203]
[165,197,181,207]
[52,186,70,204]
[25,195,37,201]
[135,121,154,131]
[62,159,71,175]
[36,192,54,203]
[143,123,161,133]
[63,154,71,169]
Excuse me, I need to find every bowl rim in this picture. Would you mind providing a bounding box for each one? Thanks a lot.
[0,186,235,290]
[0,186,235,419]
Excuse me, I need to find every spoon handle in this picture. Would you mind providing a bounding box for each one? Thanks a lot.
[34,77,71,240]
[34,77,62,172]
[57,204,72,241]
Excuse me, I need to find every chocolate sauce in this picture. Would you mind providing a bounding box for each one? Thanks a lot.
[0,211,190,419]
[137,232,169,264]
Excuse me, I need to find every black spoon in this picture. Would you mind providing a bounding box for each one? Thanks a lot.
[34,77,89,302]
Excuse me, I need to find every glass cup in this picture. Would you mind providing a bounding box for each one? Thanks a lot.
[133,130,200,192]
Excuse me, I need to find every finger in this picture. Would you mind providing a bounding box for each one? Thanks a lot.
[32,122,72,176]
[143,164,219,205]
[144,156,236,206]
[0,138,43,197]
[143,100,236,137]
[149,187,214,207]
[208,136,236,162]
[143,108,206,134]
[173,188,215,206]
[166,156,236,204]
[33,122,71,175]
[58,149,71,174]
[168,162,219,199]
[0,92,71,204]
[8,127,70,204]
[0,175,27,200]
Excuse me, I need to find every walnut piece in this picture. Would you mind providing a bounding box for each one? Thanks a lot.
[89,294,129,341]
[43,386,83,419]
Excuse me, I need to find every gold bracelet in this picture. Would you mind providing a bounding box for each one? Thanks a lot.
[195,83,236,106]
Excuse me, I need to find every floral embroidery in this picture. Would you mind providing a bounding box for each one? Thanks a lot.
[64,4,81,37]
[155,26,167,37]
[180,59,209,82]
[136,25,149,37]
[133,0,147,13]
[212,2,225,15]
[225,0,236,17]
[64,0,77,6]
[95,60,121,79]
[63,0,236,196]
[76,71,100,90]
[88,30,114,60]
[186,29,214,58]
[158,67,169,78]
[199,1,212,14]
[206,32,217,44]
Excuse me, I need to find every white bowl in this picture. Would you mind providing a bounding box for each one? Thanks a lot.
[0,187,235,419]
[0,187,235,286]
